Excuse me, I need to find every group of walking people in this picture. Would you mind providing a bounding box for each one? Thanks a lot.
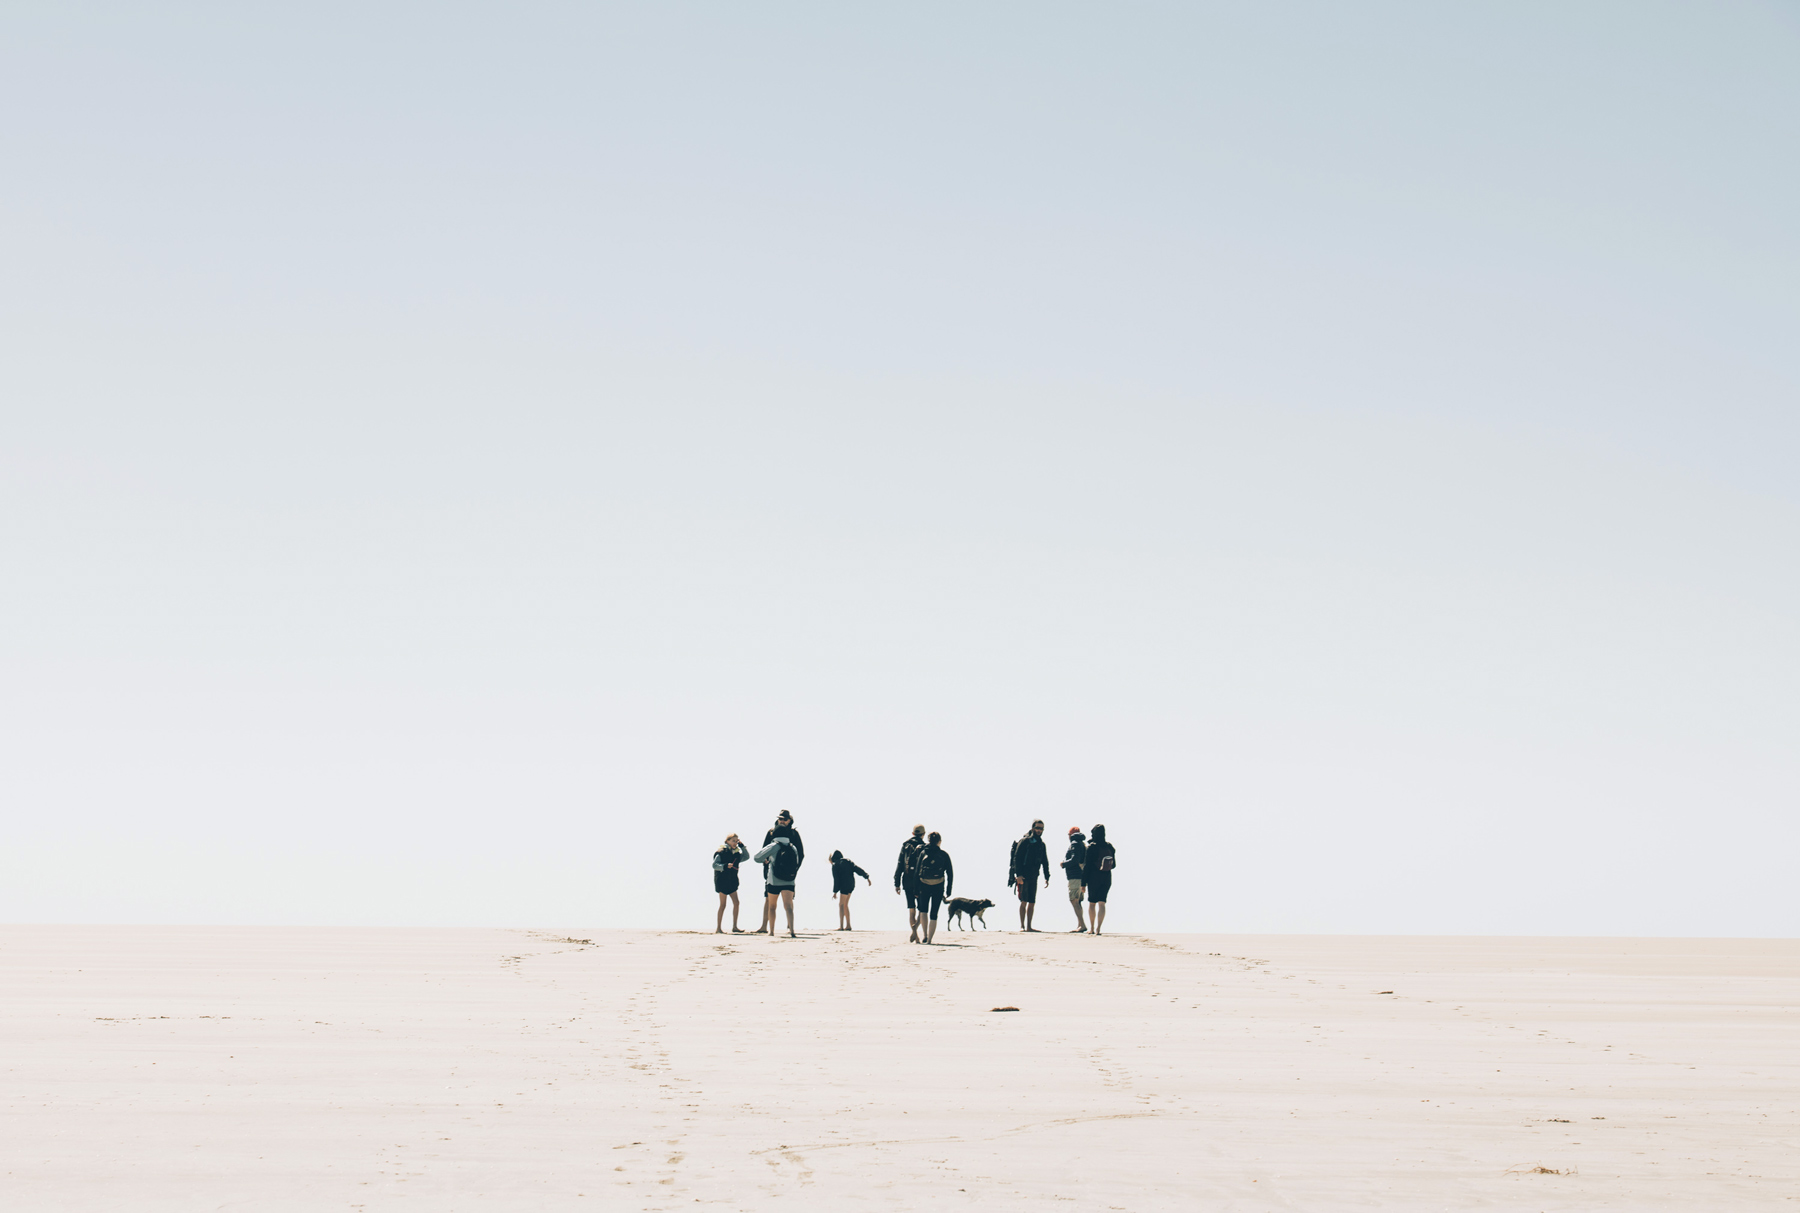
[710,812,1116,941]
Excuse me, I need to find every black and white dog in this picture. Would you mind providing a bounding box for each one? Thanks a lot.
[946,897,995,930]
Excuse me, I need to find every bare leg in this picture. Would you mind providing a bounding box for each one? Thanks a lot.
[908,901,919,942]
[1070,889,1087,932]
[1023,898,1036,930]
[782,890,796,937]
[729,891,741,931]
[716,892,727,933]
[1092,901,1106,935]
[760,893,777,934]
[1017,886,1027,931]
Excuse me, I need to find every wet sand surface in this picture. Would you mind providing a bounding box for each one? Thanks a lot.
[3,925,1796,1210]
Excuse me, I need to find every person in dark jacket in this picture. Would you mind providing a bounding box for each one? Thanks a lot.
[758,811,804,937]
[1062,827,1089,933]
[828,850,871,930]
[1008,819,1052,932]
[713,833,749,933]
[916,832,954,944]
[1082,823,1117,935]
[893,824,927,943]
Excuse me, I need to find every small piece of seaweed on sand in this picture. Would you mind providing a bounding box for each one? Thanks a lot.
[991,1006,1020,1012]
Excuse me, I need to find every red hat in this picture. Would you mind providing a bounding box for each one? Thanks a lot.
[1068,826,1081,835]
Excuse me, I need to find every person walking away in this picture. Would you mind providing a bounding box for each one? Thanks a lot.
[893,825,927,943]
[1082,823,1116,935]
[829,850,871,930]
[1062,827,1089,932]
[916,832,954,944]
[713,833,749,933]
[752,817,802,928]
[1008,819,1051,932]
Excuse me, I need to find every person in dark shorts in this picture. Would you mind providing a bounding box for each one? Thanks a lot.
[828,850,871,930]
[758,811,804,938]
[893,824,927,943]
[915,831,954,944]
[1062,827,1089,933]
[1008,819,1051,932]
[713,833,749,933]
[1082,823,1117,935]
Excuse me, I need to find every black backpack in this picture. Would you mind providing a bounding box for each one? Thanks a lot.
[901,837,924,877]
[917,846,945,881]
[770,839,800,882]
[1014,835,1041,875]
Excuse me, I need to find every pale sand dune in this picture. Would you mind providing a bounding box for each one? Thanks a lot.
[3,926,1796,1210]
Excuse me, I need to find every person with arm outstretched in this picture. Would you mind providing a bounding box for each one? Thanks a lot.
[829,850,871,929]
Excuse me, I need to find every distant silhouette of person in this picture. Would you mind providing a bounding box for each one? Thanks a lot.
[893,824,928,943]
[829,850,871,929]
[1082,823,1116,935]
[713,833,749,933]
[916,832,954,944]
[1062,827,1089,932]
[1008,819,1051,931]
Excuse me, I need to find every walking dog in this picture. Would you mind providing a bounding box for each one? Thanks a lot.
[946,897,995,929]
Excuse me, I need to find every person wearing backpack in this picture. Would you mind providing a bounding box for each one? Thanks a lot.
[1062,827,1089,933]
[756,812,805,938]
[893,824,927,943]
[1007,819,1052,932]
[713,833,750,934]
[1081,823,1117,935]
[828,850,871,930]
[915,831,955,944]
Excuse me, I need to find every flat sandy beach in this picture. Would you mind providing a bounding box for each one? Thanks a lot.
[4,925,1795,1210]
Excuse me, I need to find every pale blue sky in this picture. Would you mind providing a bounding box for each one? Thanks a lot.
[3,2,1797,932]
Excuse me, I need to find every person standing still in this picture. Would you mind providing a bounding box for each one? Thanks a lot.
[759,811,804,938]
[1082,823,1117,935]
[1008,819,1051,931]
[915,832,954,944]
[893,824,927,943]
[1062,827,1089,932]
[713,833,749,933]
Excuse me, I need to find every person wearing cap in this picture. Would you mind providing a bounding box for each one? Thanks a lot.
[893,824,928,943]
[1062,827,1089,932]
[757,811,805,937]
[1008,819,1051,932]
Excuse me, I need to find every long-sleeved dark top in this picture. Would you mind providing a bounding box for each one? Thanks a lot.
[1082,840,1117,882]
[1062,838,1087,879]
[763,826,803,876]
[918,844,953,898]
[830,857,870,894]
[713,842,749,873]
[1009,833,1051,884]
[893,836,923,888]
